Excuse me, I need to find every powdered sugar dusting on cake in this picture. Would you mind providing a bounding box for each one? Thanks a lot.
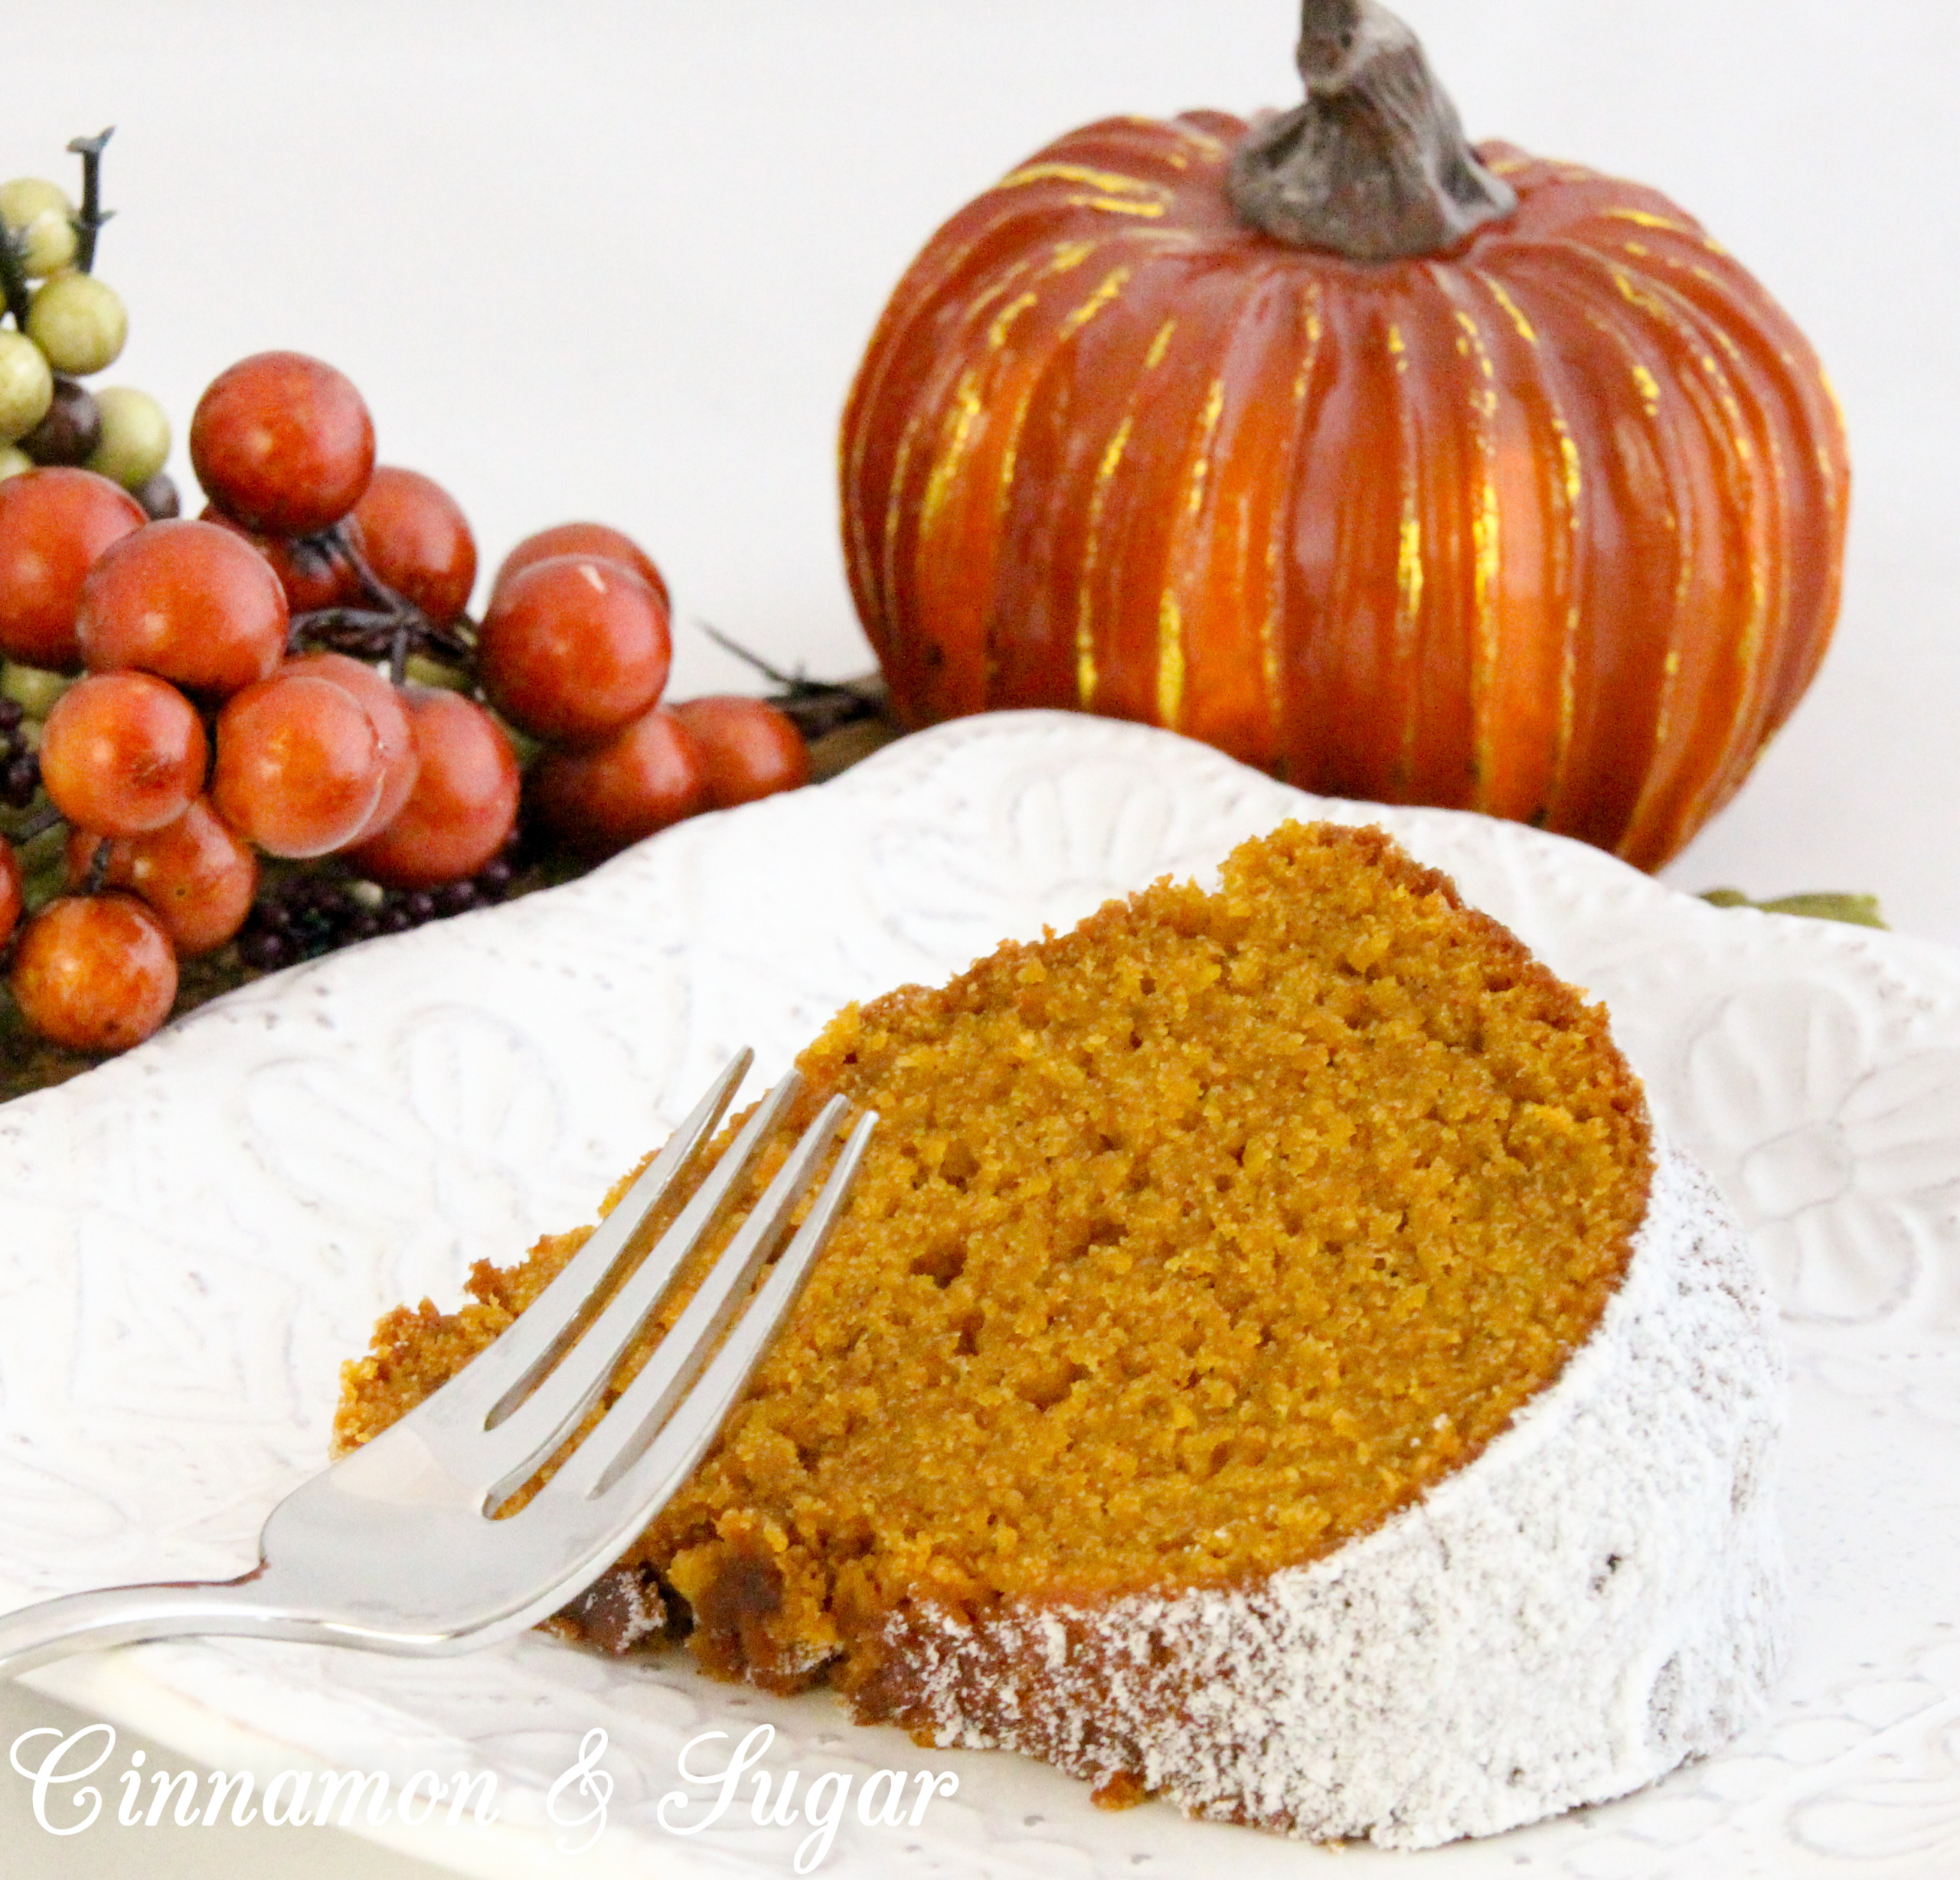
[883,1138,1785,1849]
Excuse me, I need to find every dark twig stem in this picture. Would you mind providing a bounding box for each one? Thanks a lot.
[696,619,877,705]
[697,619,811,692]
[11,800,61,845]
[66,128,115,276]
[694,620,888,740]
[336,523,413,619]
[80,835,112,896]
[286,604,395,651]
[286,523,473,671]
[0,227,31,331]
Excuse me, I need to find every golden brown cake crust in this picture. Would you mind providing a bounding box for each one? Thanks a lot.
[336,820,1653,1721]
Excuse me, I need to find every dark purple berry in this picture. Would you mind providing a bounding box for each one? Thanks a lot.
[4,752,38,808]
[135,472,181,521]
[19,378,103,467]
[237,930,288,971]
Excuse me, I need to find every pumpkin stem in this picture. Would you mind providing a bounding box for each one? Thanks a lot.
[1227,0,1515,261]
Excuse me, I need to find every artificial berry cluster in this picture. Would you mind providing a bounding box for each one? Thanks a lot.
[0,132,175,520]
[485,524,812,857]
[234,856,519,973]
[0,354,815,1068]
[0,134,824,1074]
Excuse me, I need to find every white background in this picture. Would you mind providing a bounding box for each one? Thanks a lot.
[8,0,1958,941]
[4,3,1957,1873]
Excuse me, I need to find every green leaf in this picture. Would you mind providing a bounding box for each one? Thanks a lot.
[1700,888,1887,929]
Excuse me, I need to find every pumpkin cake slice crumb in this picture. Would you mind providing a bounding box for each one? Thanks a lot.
[335,818,1784,1848]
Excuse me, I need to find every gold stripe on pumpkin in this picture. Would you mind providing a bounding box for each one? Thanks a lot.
[988,292,1039,351]
[1455,311,1503,809]
[1255,286,1325,766]
[1550,411,1583,788]
[880,248,1053,643]
[1187,380,1225,517]
[1655,649,1683,749]
[993,356,1052,533]
[880,401,937,631]
[1475,266,1582,810]
[1144,318,1178,370]
[1076,415,1135,707]
[999,162,1161,197]
[1551,414,1583,510]
[1396,506,1423,787]
[1060,267,1133,337]
[1295,296,1325,394]
[1603,204,1730,259]
[845,237,1034,627]
[1704,330,1773,692]
[1061,194,1168,219]
[876,223,999,343]
[1608,266,1667,318]
[1392,313,1424,797]
[952,271,1041,344]
[1476,273,1539,346]
[917,370,985,540]
[1598,260,1698,839]
[991,259,1122,545]
[1157,591,1186,729]
[1396,509,1425,632]
[1602,207,1695,237]
[1046,239,1098,275]
[1622,267,1776,821]
[1264,517,1285,761]
[1156,375,1226,736]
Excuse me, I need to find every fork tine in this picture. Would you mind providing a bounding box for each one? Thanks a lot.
[459,1073,813,1503]
[0,1065,875,1680]
[390,1049,754,1444]
[528,1104,874,1516]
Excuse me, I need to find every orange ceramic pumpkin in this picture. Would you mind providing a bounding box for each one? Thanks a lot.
[841,0,1849,870]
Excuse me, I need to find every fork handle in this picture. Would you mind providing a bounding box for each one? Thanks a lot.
[0,1575,294,1680]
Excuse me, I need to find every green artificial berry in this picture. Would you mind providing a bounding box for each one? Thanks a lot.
[0,330,54,442]
[401,652,472,694]
[83,384,168,488]
[0,178,79,279]
[26,273,126,376]
[0,661,71,718]
[0,444,31,481]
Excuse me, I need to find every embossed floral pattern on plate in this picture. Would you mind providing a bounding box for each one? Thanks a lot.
[2,711,1958,1878]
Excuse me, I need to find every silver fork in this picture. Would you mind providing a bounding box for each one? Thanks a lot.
[0,1051,874,1680]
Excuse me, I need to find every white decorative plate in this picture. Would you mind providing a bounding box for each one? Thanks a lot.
[2,712,1957,1879]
